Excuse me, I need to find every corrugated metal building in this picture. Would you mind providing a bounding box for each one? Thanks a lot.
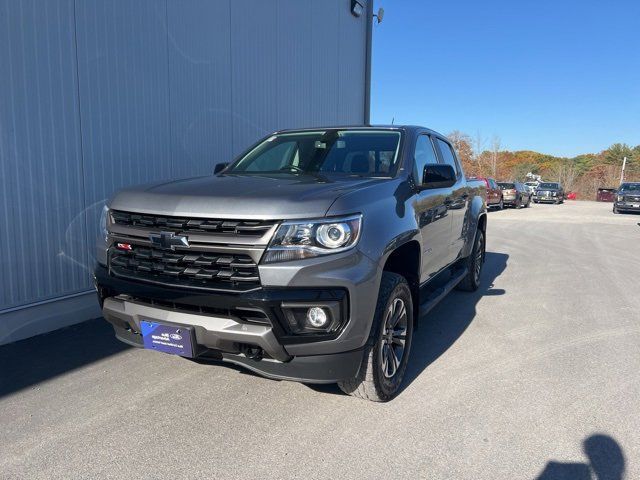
[0,0,372,344]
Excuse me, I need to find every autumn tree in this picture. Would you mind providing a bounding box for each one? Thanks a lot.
[447,130,475,175]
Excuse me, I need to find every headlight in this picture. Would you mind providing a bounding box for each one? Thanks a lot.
[262,214,362,263]
[617,195,624,202]
[99,205,109,240]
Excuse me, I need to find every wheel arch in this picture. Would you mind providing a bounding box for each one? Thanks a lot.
[382,240,420,329]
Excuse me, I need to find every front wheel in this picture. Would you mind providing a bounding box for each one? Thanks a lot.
[498,198,504,210]
[338,272,414,402]
[526,197,531,208]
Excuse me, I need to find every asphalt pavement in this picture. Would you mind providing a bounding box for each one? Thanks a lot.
[1,201,638,479]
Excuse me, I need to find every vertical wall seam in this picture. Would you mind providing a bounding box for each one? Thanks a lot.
[164,0,174,177]
[72,0,89,281]
[227,0,234,154]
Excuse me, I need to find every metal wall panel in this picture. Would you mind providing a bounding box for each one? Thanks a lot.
[0,0,369,338]
[75,0,173,253]
[229,0,281,154]
[167,0,234,178]
[0,0,88,310]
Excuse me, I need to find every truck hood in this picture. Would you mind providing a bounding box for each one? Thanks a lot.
[109,173,385,219]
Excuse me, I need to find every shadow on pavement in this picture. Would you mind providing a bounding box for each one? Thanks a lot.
[309,251,509,396]
[400,251,508,394]
[537,434,625,480]
[0,318,129,398]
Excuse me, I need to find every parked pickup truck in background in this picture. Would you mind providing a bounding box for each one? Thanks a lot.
[534,182,565,204]
[95,126,487,401]
[613,182,640,214]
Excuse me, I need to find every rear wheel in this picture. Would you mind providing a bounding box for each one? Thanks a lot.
[526,197,531,208]
[338,272,413,402]
[498,198,504,210]
[456,228,485,292]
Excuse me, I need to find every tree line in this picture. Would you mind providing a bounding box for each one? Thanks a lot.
[448,131,640,199]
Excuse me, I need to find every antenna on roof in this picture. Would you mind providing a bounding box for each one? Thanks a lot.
[391,117,395,125]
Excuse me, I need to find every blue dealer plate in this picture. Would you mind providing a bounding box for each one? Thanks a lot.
[140,320,195,358]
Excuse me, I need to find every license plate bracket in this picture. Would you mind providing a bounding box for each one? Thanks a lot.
[140,320,195,358]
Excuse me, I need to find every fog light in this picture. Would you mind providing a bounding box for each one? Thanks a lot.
[307,307,328,328]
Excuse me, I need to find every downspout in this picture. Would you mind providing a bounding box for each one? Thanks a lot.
[363,0,373,125]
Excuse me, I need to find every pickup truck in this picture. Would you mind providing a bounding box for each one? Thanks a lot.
[95,126,487,401]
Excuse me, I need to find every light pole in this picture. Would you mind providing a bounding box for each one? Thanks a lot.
[620,156,627,184]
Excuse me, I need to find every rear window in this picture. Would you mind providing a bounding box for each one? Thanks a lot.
[498,182,515,189]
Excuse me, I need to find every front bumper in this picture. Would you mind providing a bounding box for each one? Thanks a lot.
[615,201,640,211]
[95,251,379,382]
[534,196,559,202]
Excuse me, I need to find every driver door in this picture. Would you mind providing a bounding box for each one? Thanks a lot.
[413,134,453,282]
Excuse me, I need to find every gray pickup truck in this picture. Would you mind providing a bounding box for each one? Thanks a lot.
[95,126,487,401]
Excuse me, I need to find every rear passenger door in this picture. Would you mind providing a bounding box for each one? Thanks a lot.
[413,134,453,280]
[434,137,469,264]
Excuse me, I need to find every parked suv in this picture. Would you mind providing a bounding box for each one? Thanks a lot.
[471,177,503,210]
[94,126,487,401]
[534,182,565,204]
[613,182,640,214]
[498,181,531,208]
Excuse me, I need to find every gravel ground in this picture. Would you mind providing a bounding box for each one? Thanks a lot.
[1,200,638,479]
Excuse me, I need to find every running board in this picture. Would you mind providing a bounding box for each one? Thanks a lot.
[419,267,468,316]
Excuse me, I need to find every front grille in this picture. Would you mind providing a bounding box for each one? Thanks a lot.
[624,195,640,202]
[109,245,260,292]
[111,210,274,236]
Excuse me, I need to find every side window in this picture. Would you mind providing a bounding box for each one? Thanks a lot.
[436,138,460,176]
[489,179,498,189]
[413,135,438,181]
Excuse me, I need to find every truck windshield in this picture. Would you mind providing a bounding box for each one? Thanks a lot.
[498,183,515,189]
[538,182,559,189]
[227,130,402,177]
[619,183,640,191]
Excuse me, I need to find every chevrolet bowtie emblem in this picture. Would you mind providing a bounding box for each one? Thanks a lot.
[149,231,190,250]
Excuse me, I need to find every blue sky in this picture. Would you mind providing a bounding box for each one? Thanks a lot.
[370,0,640,157]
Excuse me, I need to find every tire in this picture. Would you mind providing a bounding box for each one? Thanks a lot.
[456,228,485,292]
[498,198,504,210]
[338,272,413,402]
[613,205,619,214]
[515,196,522,209]
[526,197,531,208]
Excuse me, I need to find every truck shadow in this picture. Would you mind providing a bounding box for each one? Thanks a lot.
[308,251,508,397]
[400,251,508,393]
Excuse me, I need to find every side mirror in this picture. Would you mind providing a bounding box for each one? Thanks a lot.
[421,164,456,189]
[214,162,229,174]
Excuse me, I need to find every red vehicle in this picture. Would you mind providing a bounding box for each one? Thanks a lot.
[596,188,616,202]
[566,192,577,200]
[471,177,503,209]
